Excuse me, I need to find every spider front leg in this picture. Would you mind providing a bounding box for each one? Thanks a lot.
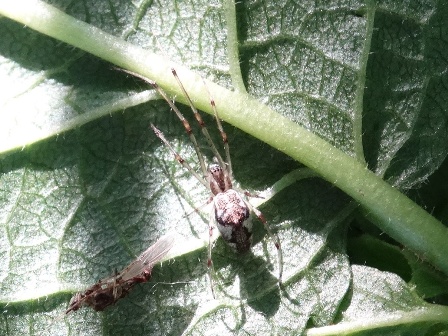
[151,124,208,189]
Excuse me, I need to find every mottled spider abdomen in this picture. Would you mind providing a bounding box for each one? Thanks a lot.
[214,189,253,253]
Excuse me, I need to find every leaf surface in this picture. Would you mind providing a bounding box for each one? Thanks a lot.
[0,0,447,335]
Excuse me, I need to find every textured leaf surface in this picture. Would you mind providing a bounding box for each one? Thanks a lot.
[0,0,447,335]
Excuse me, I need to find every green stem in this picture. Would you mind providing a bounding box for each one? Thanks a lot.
[223,0,247,93]
[306,305,448,335]
[1,0,448,276]
[353,1,376,164]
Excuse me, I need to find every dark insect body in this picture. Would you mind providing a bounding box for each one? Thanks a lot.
[66,234,174,313]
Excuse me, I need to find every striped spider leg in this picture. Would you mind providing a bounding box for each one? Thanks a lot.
[149,69,283,294]
[66,234,174,314]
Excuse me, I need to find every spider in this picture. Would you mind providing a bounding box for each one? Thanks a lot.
[148,69,283,293]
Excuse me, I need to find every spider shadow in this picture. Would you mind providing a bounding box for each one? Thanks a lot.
[211,235,282,318]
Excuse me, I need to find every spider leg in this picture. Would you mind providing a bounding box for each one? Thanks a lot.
[181,196,214,219]
[243,190,264,199]
[151,124,209,189]
[171,69,229,174]
[207,206,217,299]
[150,80,209,178]
[247,203,283,285]
[201,78,233,182]
[120,68,209,179]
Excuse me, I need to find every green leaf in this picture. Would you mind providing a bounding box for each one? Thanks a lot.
[306,265,448,335]
[348,234,448,299]
[0,0,447,335]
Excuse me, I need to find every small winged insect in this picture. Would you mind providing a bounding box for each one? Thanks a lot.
[66,234,174,314]
[147,68,283,291]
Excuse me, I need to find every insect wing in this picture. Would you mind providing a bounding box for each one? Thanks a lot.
[120,234,175,281]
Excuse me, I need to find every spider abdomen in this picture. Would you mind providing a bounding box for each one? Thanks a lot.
[214,189,253,253]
